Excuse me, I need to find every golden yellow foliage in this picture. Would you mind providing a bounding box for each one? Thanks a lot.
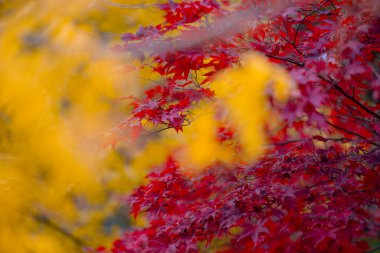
[212,54,291,159]
[181,104,234,167]
[0,0,164,252]
[147,54,293,170]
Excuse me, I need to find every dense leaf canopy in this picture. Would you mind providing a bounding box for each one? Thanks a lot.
[99,0,380,252]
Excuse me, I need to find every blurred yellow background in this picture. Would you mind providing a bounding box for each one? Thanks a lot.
[0,0,163,252]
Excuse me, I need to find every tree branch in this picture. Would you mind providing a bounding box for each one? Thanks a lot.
[102,0,158,9]
[325,120,379,146]
[265,54,304,67]
[366,244,380,253]
[293,0,329,47]
[33,214,88,247]
[318,75,380,120]
[333,83,380,120]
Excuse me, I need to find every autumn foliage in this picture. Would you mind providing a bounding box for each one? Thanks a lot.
[0,0,379,253]
[100,0,380,252]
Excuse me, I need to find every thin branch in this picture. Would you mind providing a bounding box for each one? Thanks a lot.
[325,120,379,146]
[265,54,304,67]
[325,120,367,140]
[307,179,334,189]
[318,75,380,120]
[293,0,329,47]
[33,214,88,247]
[102,0,158,9]
[273,137,353,146]
[366,244,380,253]
[333,83,380,120]
[327,0,337,10]
[344,105,380,138]
[142,119,192,135]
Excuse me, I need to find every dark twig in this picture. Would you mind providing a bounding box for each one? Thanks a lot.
[307,179,334,189]
[318,75,380,120]
[327,0,337,10]
[293,0,329,47]
[102,0,158,9]
[325,120,379,146]
[333,83,380,120]
[366,244,380,253]
[265,54,305,67]
[325,120,367,140]
[33,214,88,247]
[273,137,353,146]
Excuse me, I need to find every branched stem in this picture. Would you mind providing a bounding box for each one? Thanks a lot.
[318,75,380,120]
[333,83,380,120]
[293,0,329,47]
[325,120,379,146]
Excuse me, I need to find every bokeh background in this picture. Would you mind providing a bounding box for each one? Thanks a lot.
[0,1,165,252]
